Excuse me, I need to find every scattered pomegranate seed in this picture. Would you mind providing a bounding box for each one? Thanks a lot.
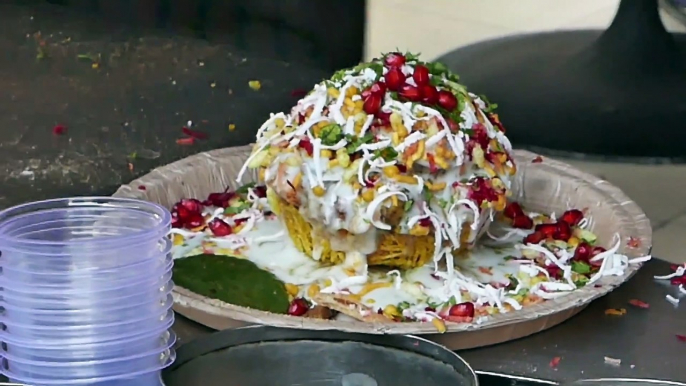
[628,299,649,309]
[291,88,308,98]
[437,90,458,111]
[512,215,534,229]
[384,67,405,91]
[524,231,545,244]
[287,298,310,316]
[504,202,524,219]
[180,198,204,214]
[185,212,205,229]
[424,306,436,312]
[532,156,543,163]
[253,185,267,198]
[420,85,439,104]
[298,138,314,156]
[546,265,563,279]
[174,205,192,221]
[398,84,422,102]
[396,164,408,173]
[553,221,572,241]
[363,93,383,114]
[627,237,641,248]
[176,137,195,145]
[52,124,67,135]
[448,302,475,318]
[208,218,233,237]
[412,65,430,86]
[369,82,387,95]
[138,185,147,191]
[447,118,460,132]
[550,356,561,368]
[171,213,183,228]
[676,334,686,342]
[376,111,391,126]
[384,52,406,67]
[573,242,592,261]
[182,127,208,139]
[591,246,607,257]
[204,192,235,208]
[535,223,557,239]
[560,209,584,226]
[418,217,432,228]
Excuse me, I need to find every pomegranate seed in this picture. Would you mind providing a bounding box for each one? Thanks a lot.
[52,124,67,135]
[628,299,649,309]
[676,334,686,342]
[171,213,183,228]
[376,111,391,126]
[448,302,475,318]
[447,118,460,132]
[291,88,308,98]
[384,52,406,67]
[185,212,205,229]
[138,185,146,191]
[504,202,524,219]
[208,218,233,237]
[174,205,192,221]
[524,231,545,244]
[511,215,533,229]
[369,82,387,95]
[560,209,584,226]
[180,198,204,214]
[182,127,208,139]
[535,223,557,239]
[363,93,383,114]
[418,217,432,227]
[176,137,195,145]
[550,357,561,368]
[553,221,572,241]
[253,185,267,198]
[420,85,439,104]
[424,306,436,312]
[546,265,563,279]
[397,164,407,173]
[384,67,406,91]
[532,156,543,163]
[298,138,314,156]
[206,192,236,208]
[573,242,592,261]
[398,85,422,102]
[412,65,430,86]
[437,90,458,111]
[591,246,607,257]
[671,277,686,286]
[287,298,309,316]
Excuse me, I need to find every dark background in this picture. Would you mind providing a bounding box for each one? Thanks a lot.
[0,0,366,209]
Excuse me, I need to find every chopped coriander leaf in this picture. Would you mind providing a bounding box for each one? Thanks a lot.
[389,91,399,100]
[429,76,443,87]
[398,301,411,310]
[225,202,250,215]
[403,199,414,212]
[374,147,398,162]
[423,189,434,202]
[438,198,448,208]
[345,133,374,154]
[404,51,421,62]
[505,275,519,291]
[448,295,458,306]
[427,300,442,309]
[571,261,591,275]
[331,69,347,82]
[236,182,256,194]
[320,124,343,146]
[574,276,589,287]
[426,61,448,75]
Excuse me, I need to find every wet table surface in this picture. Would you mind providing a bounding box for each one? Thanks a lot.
[0,2,684,385]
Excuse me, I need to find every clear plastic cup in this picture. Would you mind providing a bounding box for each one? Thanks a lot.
[0,197,171,272]
[1,279,174,310]
[3,356,172,386]
[0,238,172,284]
[1,293,174,326]
[2,324,174,360]
[3,331,176,379]
[0,255,173,296]
[1,309,174,344]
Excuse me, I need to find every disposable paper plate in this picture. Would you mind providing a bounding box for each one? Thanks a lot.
[114,146,652,350]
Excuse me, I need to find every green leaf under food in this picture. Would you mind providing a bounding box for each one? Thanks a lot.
[236,182,256,194]
[173,254,290,314]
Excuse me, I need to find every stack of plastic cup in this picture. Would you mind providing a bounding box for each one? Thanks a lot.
[0,197,176,386]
